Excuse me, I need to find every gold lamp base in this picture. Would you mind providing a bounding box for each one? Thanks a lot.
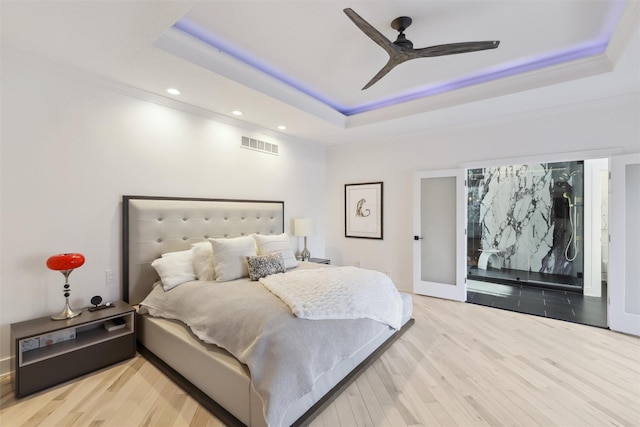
[51,299,81,320]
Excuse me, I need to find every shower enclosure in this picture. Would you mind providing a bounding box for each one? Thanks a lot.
[467,161,584,291]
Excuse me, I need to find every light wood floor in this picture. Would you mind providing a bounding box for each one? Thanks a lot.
[1,294,639,426]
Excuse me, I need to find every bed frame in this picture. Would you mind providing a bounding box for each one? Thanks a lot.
[122,195,414,426]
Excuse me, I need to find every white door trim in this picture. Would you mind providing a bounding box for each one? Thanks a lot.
[413,169,467,302]
[608,153,640,336]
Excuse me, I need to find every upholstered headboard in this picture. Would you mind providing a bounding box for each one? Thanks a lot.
[123,196,285,304]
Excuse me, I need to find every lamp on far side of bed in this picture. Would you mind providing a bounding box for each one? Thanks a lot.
[46,253,85,320]
[294,218,313,261]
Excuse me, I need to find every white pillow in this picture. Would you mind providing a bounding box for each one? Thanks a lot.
[191,241,216,281]
[209,236,256,282]
[151,250,196,290]
[161,249,190,257]
[252,233,298,269]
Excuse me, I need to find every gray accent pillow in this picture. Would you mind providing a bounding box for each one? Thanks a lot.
[246,252,286,281]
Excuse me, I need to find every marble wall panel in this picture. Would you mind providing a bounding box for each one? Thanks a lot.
[478,164,554,271]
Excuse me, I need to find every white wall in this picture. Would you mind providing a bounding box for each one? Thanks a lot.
[325,36,640,292]
[0,51,326,371]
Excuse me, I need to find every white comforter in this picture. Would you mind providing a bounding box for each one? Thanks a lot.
[260,266,403,330]
[140,264,409,427]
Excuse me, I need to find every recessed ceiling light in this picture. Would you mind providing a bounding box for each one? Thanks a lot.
[232,110,243,116]
[166,88,180,95]
[277,125,287,130]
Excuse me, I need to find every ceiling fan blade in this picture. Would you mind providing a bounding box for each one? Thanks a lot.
[362,59,400,90]
[343,8,397,57]
[412,41,500,58]
[344,9,500,90]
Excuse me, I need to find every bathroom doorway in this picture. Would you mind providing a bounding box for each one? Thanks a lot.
[466,159,608,328]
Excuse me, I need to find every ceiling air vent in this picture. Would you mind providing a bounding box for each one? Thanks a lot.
[241,136,279,156]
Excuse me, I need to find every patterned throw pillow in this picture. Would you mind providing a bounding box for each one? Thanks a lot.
[246,252,286,281]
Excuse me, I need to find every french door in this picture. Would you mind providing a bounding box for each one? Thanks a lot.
[608,153,640,335]
[413,169,467,301]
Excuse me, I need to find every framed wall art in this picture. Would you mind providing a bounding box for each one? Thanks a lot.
[345,182,383,239]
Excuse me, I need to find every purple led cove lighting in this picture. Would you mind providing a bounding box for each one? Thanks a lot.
[173,19,349,112]
[173,1,624,118]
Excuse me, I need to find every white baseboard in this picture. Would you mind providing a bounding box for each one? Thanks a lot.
[0,356,13,378]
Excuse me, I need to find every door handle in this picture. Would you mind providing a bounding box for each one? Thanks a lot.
[414,236,424,240]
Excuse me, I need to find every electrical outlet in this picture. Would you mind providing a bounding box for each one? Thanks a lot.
[105,270,114,284]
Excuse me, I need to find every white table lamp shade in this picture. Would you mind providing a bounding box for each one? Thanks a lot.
[294,219,313,237]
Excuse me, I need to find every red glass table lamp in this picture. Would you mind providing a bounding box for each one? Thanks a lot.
[46,253,85,320]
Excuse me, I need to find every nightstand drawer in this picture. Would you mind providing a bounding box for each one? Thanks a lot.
[16,332,135,397]
[11,300,136,398]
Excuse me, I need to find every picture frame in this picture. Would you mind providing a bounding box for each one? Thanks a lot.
[345,182,383,239]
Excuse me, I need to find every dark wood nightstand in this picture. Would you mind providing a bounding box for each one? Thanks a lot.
[309,258,330,265]
[10,300,136,398]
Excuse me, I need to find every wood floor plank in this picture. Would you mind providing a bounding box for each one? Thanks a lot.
[353,372,392,426]
[344,377,374,426]
[170,392,199,427]
[333,388,358,426]
[103,362,165,427]
[1,293,638,427]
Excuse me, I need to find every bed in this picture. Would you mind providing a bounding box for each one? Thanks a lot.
[123,195,414,427]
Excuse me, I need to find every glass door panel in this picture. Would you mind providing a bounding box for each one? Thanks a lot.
[413,169,466,301]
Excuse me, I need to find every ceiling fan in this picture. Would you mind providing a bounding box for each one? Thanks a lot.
[343,8,500,90]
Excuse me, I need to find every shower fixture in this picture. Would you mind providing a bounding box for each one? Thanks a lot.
[563,192,578,261]
[559,170,581,182]
[562,192,574,207]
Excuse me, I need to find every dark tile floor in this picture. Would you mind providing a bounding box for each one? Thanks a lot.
[467,280,608,328]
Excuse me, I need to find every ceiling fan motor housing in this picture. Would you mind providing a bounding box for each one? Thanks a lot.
[391,16,414,49]
[394,33,413,49]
